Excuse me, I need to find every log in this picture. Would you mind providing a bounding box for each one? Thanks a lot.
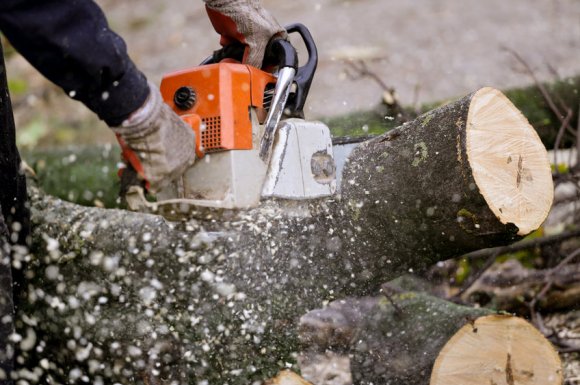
[341,87,554,269]
[345,293,562,385]
[429,315,562,385]
[14,88,553,384]
[298,275,436,352]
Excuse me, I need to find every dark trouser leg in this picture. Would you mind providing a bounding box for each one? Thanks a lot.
[0,222,14,385]
[0,40,30,385]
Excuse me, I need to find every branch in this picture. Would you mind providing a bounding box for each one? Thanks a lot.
[503,47,576,137]
[461,228,580,261]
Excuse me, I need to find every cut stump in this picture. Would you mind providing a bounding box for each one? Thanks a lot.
[430,315,562,385]
[466,88,553,236]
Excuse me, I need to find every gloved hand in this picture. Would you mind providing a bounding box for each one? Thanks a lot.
[112,82,196,194]
[204,0,287,68]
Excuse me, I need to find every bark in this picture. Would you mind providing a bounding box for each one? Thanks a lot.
[348,292,491,385]
[298,275,436,352]
[16,88,551,384]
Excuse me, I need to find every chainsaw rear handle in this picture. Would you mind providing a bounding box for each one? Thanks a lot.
[201,23,318,116]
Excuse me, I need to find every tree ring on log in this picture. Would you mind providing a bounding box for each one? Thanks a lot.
[466,87,553,235]
[430,315,562,385]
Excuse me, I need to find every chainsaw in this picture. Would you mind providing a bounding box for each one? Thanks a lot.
[123,24,358,219]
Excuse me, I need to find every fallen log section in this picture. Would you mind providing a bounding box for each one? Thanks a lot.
[299,280,563,385]
[15,87,554,384]
[345,293,562,385]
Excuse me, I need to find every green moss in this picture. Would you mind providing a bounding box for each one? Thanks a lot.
[321,109,400,137]
[411,142,428,166]
[454,258,471,284]
[22,145,122,208]
[321,76,579,148]
[551,163,570,174]
[457,208,476,219]
[8,78,28,95]
[421,113,434,127]
[457,208,479,234]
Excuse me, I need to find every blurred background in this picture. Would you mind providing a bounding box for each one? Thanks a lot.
[4,0,580,149]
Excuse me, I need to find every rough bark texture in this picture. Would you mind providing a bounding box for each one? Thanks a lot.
[15,90,543,385]
[348,292,492,385]
[340,91,521,273]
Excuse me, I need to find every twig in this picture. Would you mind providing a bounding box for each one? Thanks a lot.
[379,284,404,316]
[553,107,574,175]
[461,228,580,261]
[412,83,421,116]
[452,249,502,299]
[343,60,411,122]
[530,247,580,310]
[528,248,580,351]
[503,47,576,137]
[576,100,580,167]
[344,60,390,91]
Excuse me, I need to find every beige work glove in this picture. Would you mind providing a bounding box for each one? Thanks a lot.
[204,0,287,68]
[112,82,196,194]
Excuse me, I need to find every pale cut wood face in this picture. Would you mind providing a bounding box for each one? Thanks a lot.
[430,315,562,385]
[466,87,554,236]
[266,370,314,385]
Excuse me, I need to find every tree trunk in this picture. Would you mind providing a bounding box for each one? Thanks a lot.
[341,87,553,269]
[346,292,561,385]
[16,87,553,385]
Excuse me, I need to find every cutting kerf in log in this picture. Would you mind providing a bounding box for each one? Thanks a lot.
[14,87,554,384]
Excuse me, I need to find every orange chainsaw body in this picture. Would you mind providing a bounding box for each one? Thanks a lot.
[123,24,336,215]
[160,63,276,157]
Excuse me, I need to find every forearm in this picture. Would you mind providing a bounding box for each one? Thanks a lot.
[0,0,148,126]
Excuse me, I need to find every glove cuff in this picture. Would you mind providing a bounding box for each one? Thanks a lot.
[111,81,162,139]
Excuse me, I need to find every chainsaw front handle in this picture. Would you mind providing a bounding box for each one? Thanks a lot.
[283,23,318,117]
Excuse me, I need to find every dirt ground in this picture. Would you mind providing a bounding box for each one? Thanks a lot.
[5,0,580,147]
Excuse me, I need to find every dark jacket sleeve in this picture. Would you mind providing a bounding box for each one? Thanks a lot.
[0,0,149,126]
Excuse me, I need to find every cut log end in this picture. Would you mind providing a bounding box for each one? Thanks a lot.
[265,370,314,385]
[430,315,562,385]
[466,87,554,236]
